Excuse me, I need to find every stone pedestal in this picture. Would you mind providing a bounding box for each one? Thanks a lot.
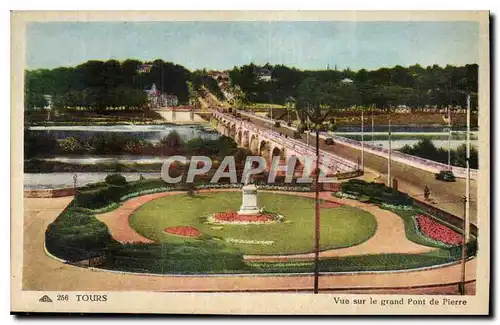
[238,184,260,215]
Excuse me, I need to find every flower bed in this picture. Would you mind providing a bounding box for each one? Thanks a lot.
[380,203,414,211]
[256,185,312,192]
[164,226,201,238]
[196,183,241,190]
[415,214,462,246]
[334,191,358,200]
[204,210,284,225]
[225,238,274,246]
[207,211,275,225]
[195,183,312,192]
[120,186,175,202]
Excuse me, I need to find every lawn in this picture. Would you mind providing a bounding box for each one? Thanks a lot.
[129,192,377,255]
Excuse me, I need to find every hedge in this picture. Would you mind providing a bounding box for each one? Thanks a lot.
[104,242,247,274]
[341,179,413,206]
[74,178,174,210]
[105,173,127,186]
[247,248,476,274]
[45,207,116,262]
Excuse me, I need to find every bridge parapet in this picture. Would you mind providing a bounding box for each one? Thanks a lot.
[212,110,359,174]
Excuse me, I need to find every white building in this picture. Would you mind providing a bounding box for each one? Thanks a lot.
[145,83,178,108]
[255,68,272,82]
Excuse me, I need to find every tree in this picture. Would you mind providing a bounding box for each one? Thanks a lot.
[160,131,183,156]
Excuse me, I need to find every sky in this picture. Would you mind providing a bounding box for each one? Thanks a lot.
[26,21,479,71]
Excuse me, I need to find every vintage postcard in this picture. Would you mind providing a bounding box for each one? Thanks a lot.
[11,11,490,315]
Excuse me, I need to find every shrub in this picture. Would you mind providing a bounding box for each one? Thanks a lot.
[45,207,115,262]
[159,130,183,155]
[274,121,281,127]
[293,131,302,139]
[75,185,127,209]
[328,123,337,132]
[59,137,81,153]
[341,179,412,206]
[105,242,247,274]
[105,173,127,186]
[324,138,335,145]
[248,252,457,273]
[287,122,292,127]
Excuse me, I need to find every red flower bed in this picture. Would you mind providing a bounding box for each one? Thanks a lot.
[320,201,343,209]
[214,211,273,223]
[164,226,201,237]
[416,214,462,245]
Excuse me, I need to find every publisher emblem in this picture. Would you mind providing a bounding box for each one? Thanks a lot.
[39,295,52,303]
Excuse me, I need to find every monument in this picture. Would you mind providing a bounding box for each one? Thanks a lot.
[238,174,260,215]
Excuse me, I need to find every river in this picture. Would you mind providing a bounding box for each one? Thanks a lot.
[24,123,477,189]
[27,124,219,142]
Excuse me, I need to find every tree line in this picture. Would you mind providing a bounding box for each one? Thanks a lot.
[25,59,221,112]
[399,138,478,169]
[229,63,478,110]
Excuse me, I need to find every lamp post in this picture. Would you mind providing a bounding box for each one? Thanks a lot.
[73,174,78,194]
[265,92,274,129]
[465,95,471,243]
[387,107,392,187]
[361,106,364,171]
[459,94,472,295]
[459,195,467,295]
[372,104,375,147]
[448,106,452,169]
[304,102,330,294]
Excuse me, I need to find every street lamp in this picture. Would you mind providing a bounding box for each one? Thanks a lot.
[304,102,330,294]
[361,105,364,171]
[387,106,392,187]
[264,92,274,129]
[73,174,78,194]
[459,195,467,295]
[371,104,375,147]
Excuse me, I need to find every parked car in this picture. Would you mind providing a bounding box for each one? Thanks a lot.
[435,170,456,182]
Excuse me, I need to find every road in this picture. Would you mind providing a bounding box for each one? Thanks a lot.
[244,115,478,223]
[200,89,478,222]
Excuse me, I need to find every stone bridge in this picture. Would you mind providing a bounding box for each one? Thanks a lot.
[211,110,359,176]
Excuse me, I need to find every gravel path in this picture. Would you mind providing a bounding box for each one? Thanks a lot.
[22,195,475,294]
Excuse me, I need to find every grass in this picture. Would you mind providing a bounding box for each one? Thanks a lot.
[129,192,377,255]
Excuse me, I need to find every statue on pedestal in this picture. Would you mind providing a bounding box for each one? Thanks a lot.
[238,174,260,215]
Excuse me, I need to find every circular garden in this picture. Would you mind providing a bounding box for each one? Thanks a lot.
[129,192,377,255]
[45,177,477,275]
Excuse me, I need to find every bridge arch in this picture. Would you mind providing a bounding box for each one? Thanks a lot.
[249,134,259,154]
[229,124,237,138]
[236,128,243,146]
[271,146,285,160]
[259,140,271,161]
[242,130,250,148]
